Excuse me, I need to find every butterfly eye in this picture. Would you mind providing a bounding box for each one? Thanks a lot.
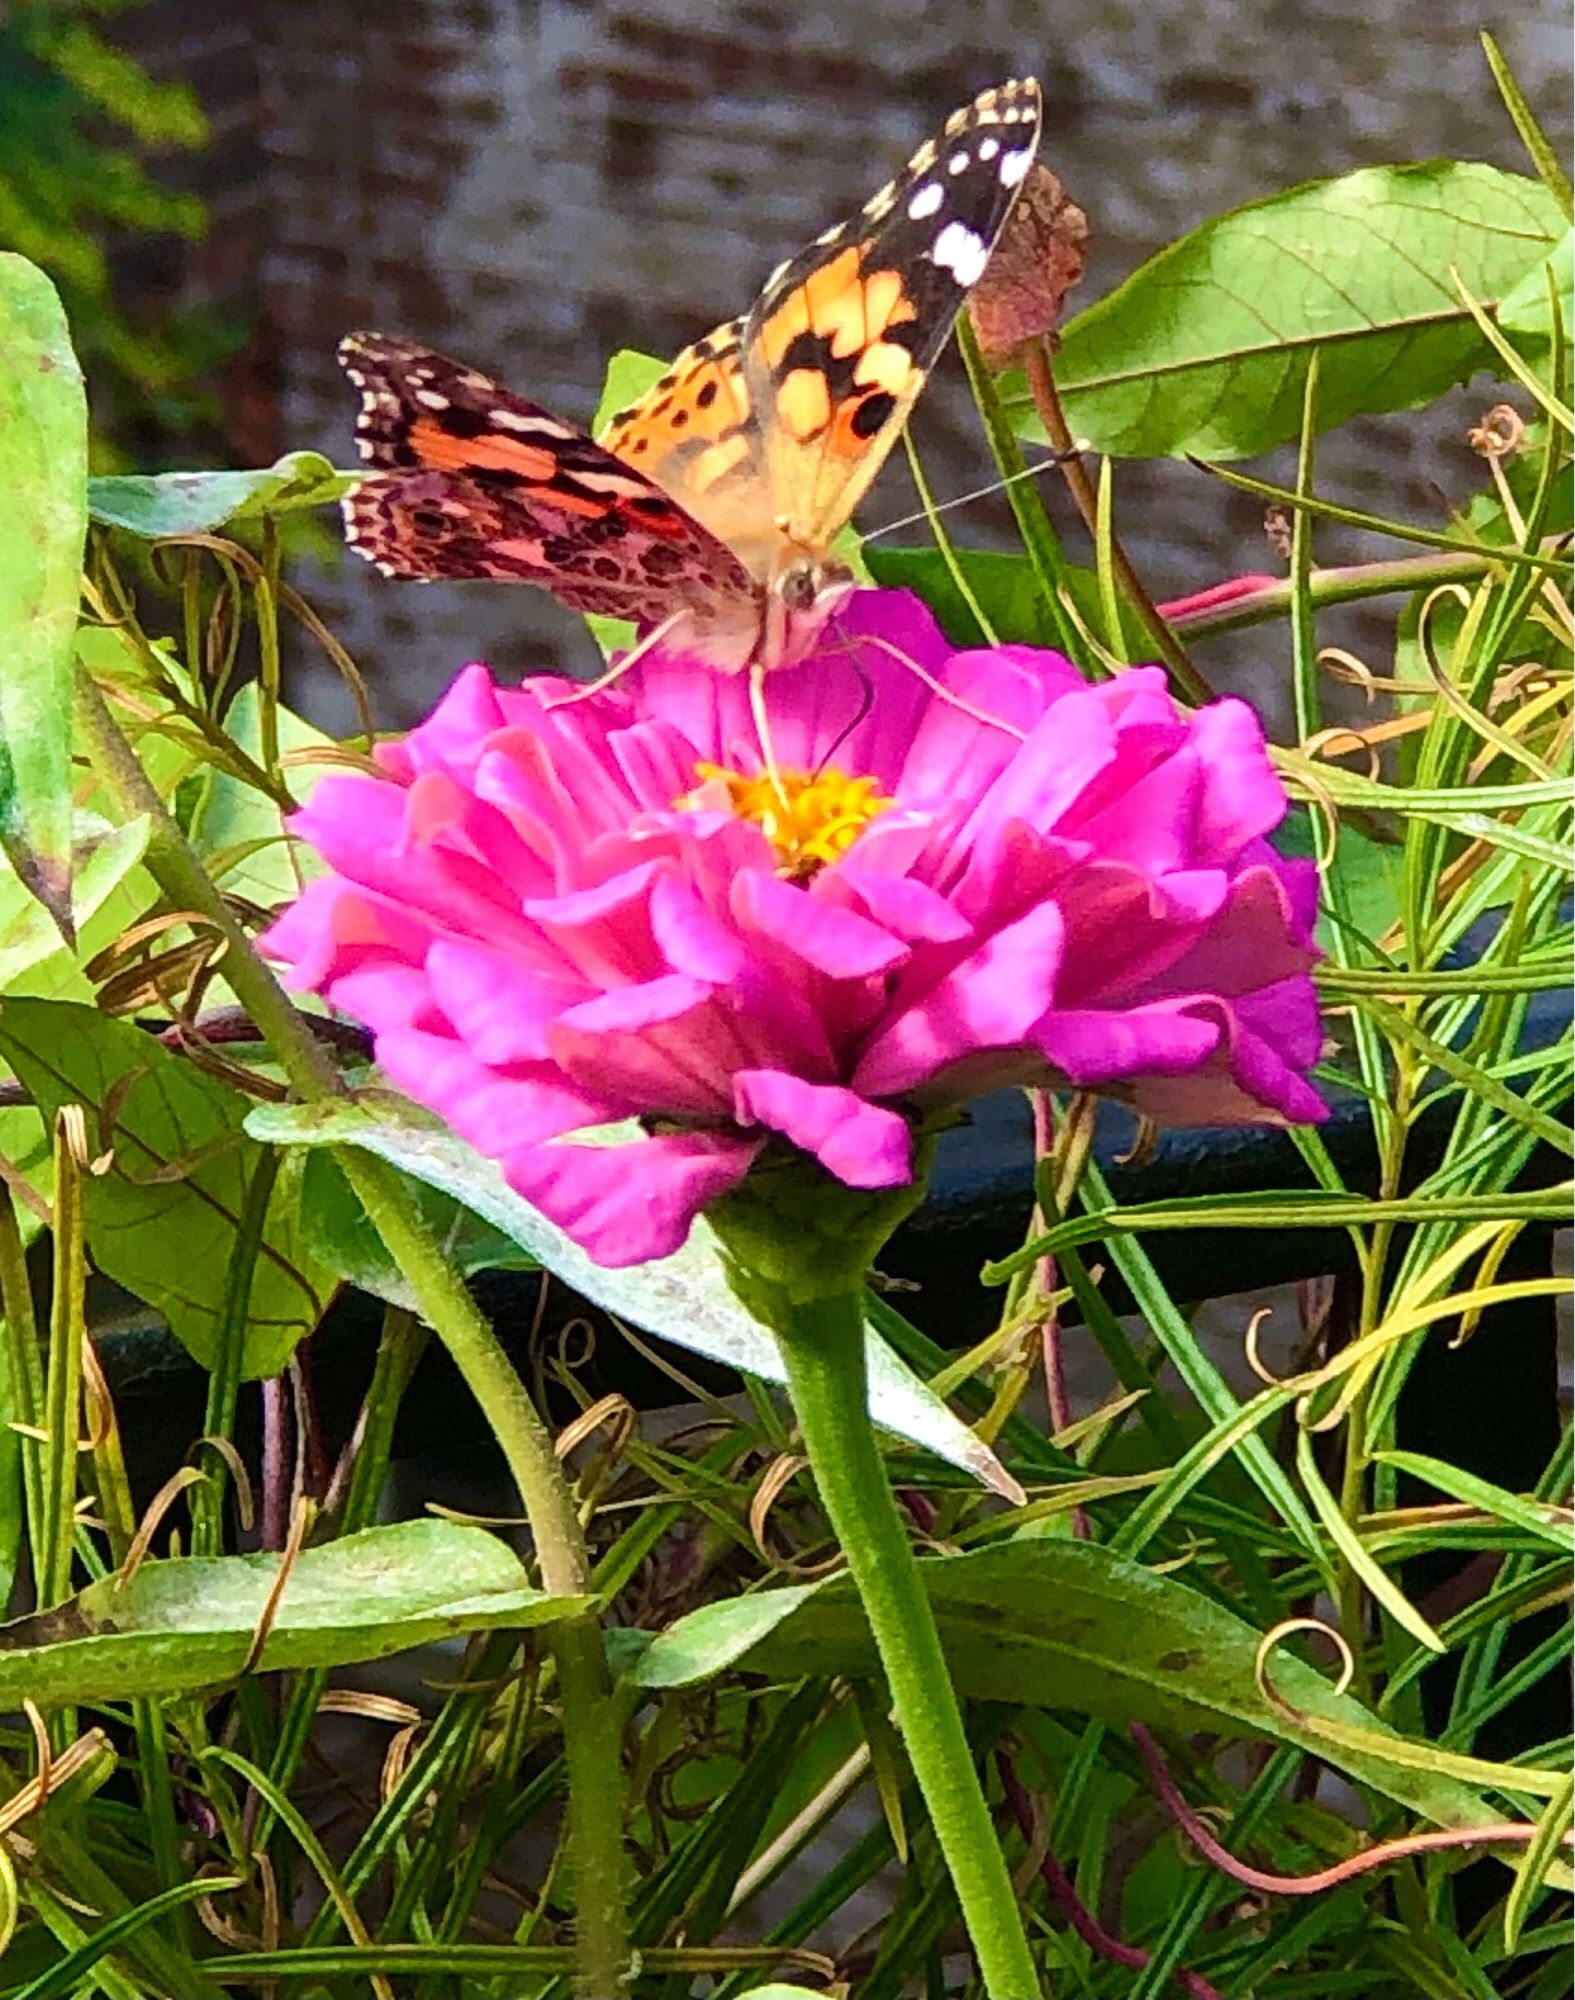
[779,563,821,612]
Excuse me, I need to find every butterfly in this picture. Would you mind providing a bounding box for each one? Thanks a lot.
[339,78,1042,673]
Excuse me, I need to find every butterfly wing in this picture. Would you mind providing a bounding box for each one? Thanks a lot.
[748,77,1042,555]
[596,316,783,582]
[338,333,756,623]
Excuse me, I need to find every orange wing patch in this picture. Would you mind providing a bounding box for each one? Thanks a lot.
[407,418,559,483]
[599,317,777,579]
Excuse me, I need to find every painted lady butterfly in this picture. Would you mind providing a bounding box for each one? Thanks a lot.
[339,78,1042,672]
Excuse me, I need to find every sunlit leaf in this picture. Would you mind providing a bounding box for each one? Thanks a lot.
[0,253,87,937]
[0,1520,582,1703]
[1030,164,1565,458]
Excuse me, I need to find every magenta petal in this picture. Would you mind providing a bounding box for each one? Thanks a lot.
[853,899,1066,1098]
[831,868,972,945]
[504,1130,761,1266]
[426,938,586,1064]
[1035,1001,1223,1085]
[376,1026,616,1148]
[734,1068,912,1188]
[1188,698,1288,856]
[733,868,909,978]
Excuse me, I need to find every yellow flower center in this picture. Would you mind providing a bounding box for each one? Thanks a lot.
[681,763,894,878]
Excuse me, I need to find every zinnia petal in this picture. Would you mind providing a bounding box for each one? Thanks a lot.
[268,589,1326,1266]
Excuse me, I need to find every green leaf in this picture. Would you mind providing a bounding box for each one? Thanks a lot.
[0,811,148,990]
[0,1520,582,1704]
[1277,808,1404,951]
[592,347,666,433]
[1034,164,1565,459]
[0,254,87,938]
[863,545,1098,649]
[1498,225,1574,346]
[298,1149,538,1310]
[246,1092,1018,1496]
[631,1540,1506,1830]
[0,999,333,1376]
[87,451,354,537]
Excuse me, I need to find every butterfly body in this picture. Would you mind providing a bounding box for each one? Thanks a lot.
[340,77,1042,672]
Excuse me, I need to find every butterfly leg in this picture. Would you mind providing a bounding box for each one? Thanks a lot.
[540,611,688,710]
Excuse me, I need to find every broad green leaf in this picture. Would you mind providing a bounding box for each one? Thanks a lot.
[1276,807,1404,950]
[632,1540,1505,1831]
[0,1520,582,1703]
[0,254,87,936]
[86,450,353,537]
[0,998,333,1376]
[0,811,148,989]
[592,347,666,433]
[1032,164,1565,459]
[246,1092,1019,1496]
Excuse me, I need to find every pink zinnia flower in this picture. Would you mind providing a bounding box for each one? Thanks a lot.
[263,592,1325,1268]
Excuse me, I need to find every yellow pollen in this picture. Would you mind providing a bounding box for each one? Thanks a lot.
[681,762,894,877]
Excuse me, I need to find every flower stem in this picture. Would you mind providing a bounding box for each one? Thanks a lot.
[775,1291,1044,1998]
[72,663,629,1998]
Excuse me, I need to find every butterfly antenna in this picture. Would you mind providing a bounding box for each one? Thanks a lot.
[542,610,686,709]
[854,631,1028,741]
[864,446,1088,545]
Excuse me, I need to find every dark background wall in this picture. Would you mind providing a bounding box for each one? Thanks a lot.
[118,0,1571,732]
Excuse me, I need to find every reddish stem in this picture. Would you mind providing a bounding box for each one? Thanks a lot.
[997,1752,1223,1999]
[1155,575,1281,622]
[1131,1724,1572,1894]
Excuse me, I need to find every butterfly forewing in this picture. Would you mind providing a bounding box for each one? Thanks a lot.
[339,333,755,623]
[745,77,1043,552]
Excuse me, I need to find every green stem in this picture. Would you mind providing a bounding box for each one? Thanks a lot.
[41,1115,85,1614]
[72,662,628,1998]
[775,1292,1044,1998]
[1024,341,1211,703]
[0,1187,48,1587]
[957,318,1083,662]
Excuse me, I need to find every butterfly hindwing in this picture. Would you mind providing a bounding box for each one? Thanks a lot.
[339,332,755,622]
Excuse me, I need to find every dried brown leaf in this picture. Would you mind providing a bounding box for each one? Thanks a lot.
[969,163,1090,370]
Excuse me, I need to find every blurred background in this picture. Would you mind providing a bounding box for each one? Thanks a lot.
[14,0,1571,730]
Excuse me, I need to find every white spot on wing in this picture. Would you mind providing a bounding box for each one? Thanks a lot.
[491,408,574,437]
[929,220,989,286]
[999,147,1034,187]
[414,388,450,410]
[948,150,971,175]
[907,181,944,221]
[978,137,999,160]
